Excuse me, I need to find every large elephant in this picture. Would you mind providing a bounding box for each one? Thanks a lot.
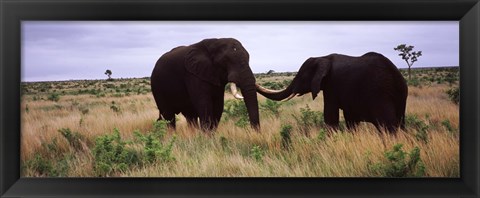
[256,52,408,133]
[151,38,260,131]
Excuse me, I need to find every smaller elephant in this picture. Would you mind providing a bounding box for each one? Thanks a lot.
[256,52,408,133]
[151,38,260,131]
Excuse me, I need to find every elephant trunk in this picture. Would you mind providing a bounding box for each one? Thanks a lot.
[234,70,260,130]
[256,83,295,101]
[240,83,260,130]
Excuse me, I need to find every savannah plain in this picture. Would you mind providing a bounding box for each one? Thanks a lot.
[20,67,459,177]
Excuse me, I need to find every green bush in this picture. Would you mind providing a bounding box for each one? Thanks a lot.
[369,144,426,177]
[219,136,229,151]
[261,81,284,90]
[223,99,249,128]
[26,154,62,176]
[59,128,88,152]
[293,105,324,134]
[110,101,121,113]
[405,114,429,143]
[48,93,60,102]
[134,121,176,163]
[280,124,293,150]
[24,139,71,177]
[250,145,264,162]
[260,99,282,116]
[92,128,139,176]
[103,83,115,89]
[317,128,327,142]
[441,120,456,134]
[446,87,459,104]
[407,77,421,87]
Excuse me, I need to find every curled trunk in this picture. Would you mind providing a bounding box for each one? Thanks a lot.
[256,83,295,101]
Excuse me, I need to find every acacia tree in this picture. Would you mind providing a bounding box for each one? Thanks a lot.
[394,44,422,80]
[105,69,112,80]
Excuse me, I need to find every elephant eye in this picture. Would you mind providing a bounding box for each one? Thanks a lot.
[233,47,237,51]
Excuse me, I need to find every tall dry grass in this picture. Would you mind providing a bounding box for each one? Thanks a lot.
[20,80,459,177]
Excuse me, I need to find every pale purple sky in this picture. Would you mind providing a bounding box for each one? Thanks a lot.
[22,21,459,82]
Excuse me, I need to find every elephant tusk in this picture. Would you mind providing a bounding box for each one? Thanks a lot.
[282,93,298,101]
[255,83,286,94]
[230,83,244,99]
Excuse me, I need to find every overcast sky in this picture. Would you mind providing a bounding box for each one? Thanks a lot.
[22,21,458,82]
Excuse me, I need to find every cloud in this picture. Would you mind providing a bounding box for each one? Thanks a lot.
[22,21,458,81]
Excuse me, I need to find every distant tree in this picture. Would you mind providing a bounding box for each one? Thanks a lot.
[105,69,112,80]
[394,44,422,80]
[266,70,275,75]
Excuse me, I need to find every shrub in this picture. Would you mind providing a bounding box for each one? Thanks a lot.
[103,83,115,89]
[260,99,282,116]
[446,87,459,104]
[25,154,69,177]
[369,144,426,177]
[405,114,429,143]
[58,128,88,152]
[92,128,139,176]
[48,93,60,102]
[110,101,121,113]
[293,105,324,135]
[250,145,264,162]
[279,124,293,150]
[282,79,292,87]
[317,128,327,142]
[96,92,106,98]
[441,120,456,134]
[24,139,71,177]
[134,121,176,163]
[113,93,125,97]
[223,99,249,128]
[261,81,284,90]
[407,77,421,87]
[219,136,229,151]
[445,72,458,85]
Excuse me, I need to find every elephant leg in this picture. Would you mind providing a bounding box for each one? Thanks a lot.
[323,101,340,130]
[343,110,360,131]
[371,101,398,134]
[199,108,214,131]
[183,112,199,128]
[211,89,225,129]
[185,75,217,131]
[346,121,360,130]
[193,97,215,131]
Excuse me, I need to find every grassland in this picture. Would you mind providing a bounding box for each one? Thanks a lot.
[20,67,459,177]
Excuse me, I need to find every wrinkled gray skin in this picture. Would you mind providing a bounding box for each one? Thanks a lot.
[257,52,408,133]
[151,38,260,131]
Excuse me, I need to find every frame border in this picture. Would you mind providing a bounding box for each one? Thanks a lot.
[1,0,479,197]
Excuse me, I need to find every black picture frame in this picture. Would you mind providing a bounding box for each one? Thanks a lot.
[1,0,479,197]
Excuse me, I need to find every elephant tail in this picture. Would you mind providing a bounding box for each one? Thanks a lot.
[399,104,406,130]
[397,82,408,130]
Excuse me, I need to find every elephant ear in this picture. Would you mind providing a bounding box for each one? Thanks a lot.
[185,48,221,86]
[311,58,331,100]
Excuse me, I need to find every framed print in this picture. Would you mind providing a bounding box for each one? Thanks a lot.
[1,0,479,197]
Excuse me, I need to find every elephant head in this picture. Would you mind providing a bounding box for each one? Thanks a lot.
[186,38,260,129]
[256,57,331,101]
